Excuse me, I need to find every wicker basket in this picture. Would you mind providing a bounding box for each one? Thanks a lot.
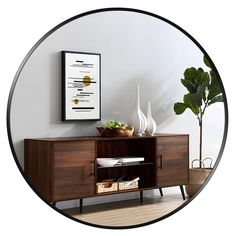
[96,179,118,193]
[118,179,139,191]
[185,158,213,197]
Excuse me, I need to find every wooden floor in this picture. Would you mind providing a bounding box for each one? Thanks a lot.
[63,194,187,227]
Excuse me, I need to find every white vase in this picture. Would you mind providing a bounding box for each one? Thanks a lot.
[146,102,157,136]
[129,86,147,136]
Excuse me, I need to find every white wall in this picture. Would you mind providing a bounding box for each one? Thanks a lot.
[10,10,225,209]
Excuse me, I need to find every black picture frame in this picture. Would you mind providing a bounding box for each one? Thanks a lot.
[61,51,101,121]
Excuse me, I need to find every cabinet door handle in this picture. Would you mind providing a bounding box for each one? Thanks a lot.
[90,160,95,176]
[93,160,96,176]
[157,155,163,169]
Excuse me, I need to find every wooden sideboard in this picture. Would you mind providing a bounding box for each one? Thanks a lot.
[24,134,189,210]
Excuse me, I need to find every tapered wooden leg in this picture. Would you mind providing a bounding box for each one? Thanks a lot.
[180,185,186,200]
[140,190,143,203]
[159,188,163,196]
[80,199,83,212]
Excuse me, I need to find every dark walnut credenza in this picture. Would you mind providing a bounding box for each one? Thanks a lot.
[24,133,189,211]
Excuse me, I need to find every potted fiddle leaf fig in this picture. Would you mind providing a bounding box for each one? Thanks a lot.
[174,55,223,196]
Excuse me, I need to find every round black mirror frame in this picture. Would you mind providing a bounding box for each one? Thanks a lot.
[6,7,228,229]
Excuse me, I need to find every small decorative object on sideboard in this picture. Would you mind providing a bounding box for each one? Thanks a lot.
[129,85,147,136]
[146,101,157,135]
[118,157,144,164]
[97,120,134,137]
[97,158,120,167]
[97,157,145,167]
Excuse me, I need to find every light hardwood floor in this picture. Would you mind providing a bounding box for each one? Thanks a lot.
[63,194,187,227]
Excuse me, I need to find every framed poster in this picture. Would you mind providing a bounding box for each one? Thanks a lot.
[61,51,101,121]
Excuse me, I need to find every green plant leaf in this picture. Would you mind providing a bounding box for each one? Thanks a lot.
[104,120,127,129]
[174,56,222,128]
[174,102,187,115]
[208,95,223,106]
[210,69,217,78]
[197,79,209,101]
[187,93,202,107]
[183,93,202,115]
[195,71,210,87]
[181,79,197,93]
[208,70,222,100]
[197,67,204,73]
[184,67,199,84]
[203,55,212,68]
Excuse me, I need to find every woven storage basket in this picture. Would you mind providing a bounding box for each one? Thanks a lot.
[185,158,213,197]
[118,179,139,191]
[96,180,118,193]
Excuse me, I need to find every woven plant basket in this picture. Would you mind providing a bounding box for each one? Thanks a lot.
[185,158,213,197]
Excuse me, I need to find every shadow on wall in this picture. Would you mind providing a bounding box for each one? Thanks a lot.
[100,75,178,128]
[137,73,178,128]
[62,121,101,137]
[14,140,24,169]
[49,51,62,125]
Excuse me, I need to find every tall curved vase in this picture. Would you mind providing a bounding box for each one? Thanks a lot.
[146,102,157,135]
[130,86,147,136]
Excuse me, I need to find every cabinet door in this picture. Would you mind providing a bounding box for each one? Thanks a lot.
[156,136,189,187]
[53,141,95,201]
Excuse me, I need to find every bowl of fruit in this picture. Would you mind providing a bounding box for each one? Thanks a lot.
[97,120,134,137]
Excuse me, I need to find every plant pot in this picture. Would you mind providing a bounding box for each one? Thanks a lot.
[185,158,213,197]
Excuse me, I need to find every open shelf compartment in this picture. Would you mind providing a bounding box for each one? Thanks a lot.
[96,138,156,190]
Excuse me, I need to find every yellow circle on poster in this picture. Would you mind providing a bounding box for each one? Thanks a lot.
[83,75,91,86]
[74,99,79,104]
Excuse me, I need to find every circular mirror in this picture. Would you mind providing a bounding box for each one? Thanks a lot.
[7,8,228,229]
